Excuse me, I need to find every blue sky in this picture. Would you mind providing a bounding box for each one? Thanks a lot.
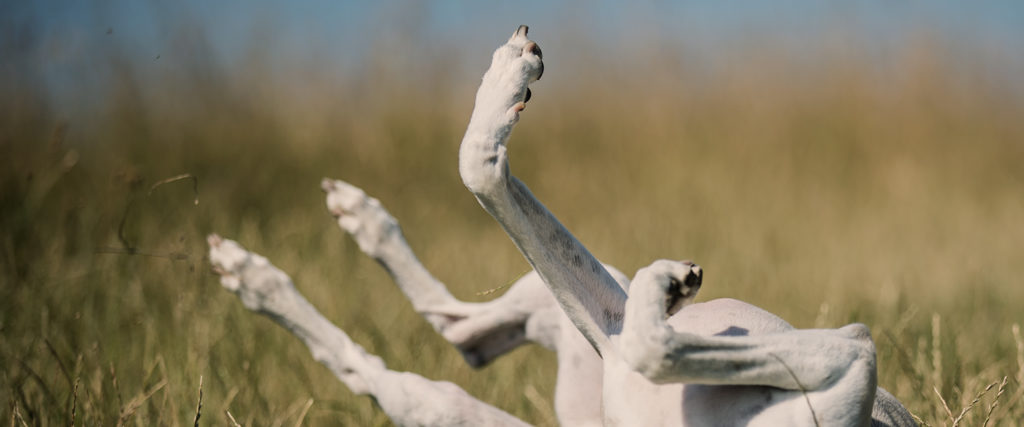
[19,1,1023,59]
[7,1,1024,111]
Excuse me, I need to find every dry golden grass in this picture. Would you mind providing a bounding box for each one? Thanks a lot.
[2,24,1023,426]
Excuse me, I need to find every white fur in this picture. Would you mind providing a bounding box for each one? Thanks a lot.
[323,176,616,426]
[211,25,916,427]
[456,26,916,427]
[207,234,529,427]
[322,176,916,427]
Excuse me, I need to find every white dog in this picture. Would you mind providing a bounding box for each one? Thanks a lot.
[211,25,915,427]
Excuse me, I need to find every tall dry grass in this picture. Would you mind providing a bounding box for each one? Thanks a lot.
[2,18,1023,426]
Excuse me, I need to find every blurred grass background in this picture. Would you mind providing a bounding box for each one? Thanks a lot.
[3,2,1024,426]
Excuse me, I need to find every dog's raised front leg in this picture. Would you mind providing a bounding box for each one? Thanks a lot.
[458,25,627,357]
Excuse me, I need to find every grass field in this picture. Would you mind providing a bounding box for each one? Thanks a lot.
[2,24,1024,426]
